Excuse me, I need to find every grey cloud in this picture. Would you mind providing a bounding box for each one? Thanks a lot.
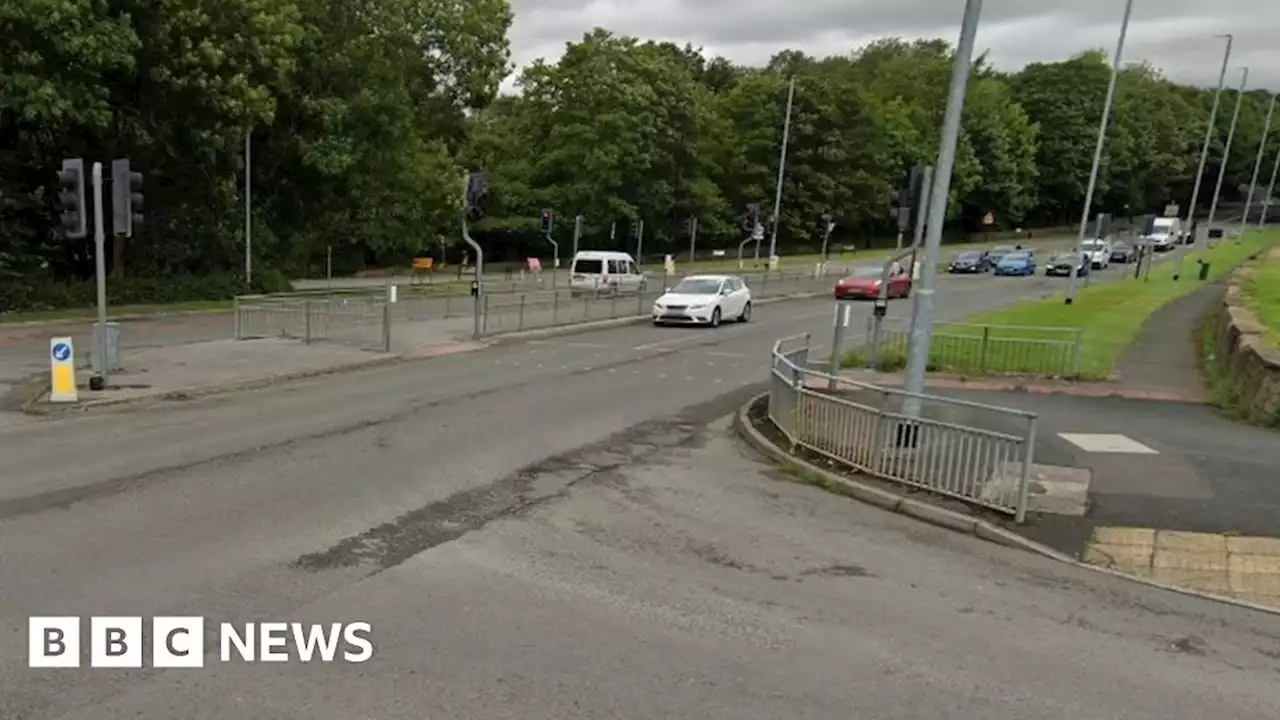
[503,0,1280,91]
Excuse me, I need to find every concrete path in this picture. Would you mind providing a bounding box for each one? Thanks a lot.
[2,291,1278,718]
[1112,282,1220,401]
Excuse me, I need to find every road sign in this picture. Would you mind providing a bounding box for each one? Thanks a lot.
[1164,204,1179,217]
[50,338,77,403]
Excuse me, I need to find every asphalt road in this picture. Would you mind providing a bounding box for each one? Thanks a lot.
[4,257,1278,718]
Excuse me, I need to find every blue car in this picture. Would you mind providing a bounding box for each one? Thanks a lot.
[994,251,1036,276]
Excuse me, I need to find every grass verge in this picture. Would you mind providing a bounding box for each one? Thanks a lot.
[0,299,233,324]
[955,230,1280,379]
[843,230,1280,379]
[1239,247,1280,347]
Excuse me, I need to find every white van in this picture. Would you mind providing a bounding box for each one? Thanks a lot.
[1143,217,1182,252]
[568,251,647,297]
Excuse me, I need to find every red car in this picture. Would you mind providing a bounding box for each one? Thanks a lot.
[833,264,912,300]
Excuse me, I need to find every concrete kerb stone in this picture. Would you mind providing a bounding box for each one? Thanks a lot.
[733,391,1280,617]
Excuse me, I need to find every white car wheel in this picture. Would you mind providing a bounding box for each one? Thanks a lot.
[709,307,721,328]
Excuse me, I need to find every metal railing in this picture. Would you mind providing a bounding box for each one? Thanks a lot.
[863,320,1084,377]
[234,295,391,352]
[768,334,1038,521]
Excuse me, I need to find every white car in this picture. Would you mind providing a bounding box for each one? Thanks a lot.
[652,275,751,327]
[1080,238,1111,269]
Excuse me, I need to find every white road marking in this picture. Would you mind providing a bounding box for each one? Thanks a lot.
[1058,433,1158,454]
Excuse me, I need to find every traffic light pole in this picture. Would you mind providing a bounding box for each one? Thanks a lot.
[91,162,109,388]
[461,213,483,340]
[635,220,644,265]
[544,232,559,286]
[689,217,698,265]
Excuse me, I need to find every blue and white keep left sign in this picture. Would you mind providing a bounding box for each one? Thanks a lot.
[50,337,78,403]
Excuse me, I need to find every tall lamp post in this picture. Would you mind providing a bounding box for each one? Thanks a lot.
[1174,34,1232,281]
[1199,66,1248,264]
[1065,0,1133,305]
[1241,92,1277,233]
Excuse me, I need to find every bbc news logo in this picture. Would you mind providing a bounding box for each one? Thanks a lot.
[29,617,373,668]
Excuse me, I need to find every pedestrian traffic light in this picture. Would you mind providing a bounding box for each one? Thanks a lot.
[111,159,144,237]
[57,158,87,239]
[741,203,760,232]
[465,171,488,221]
[540,209,554,234]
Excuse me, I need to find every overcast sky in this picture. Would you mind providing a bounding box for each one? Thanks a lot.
[502,0,1279,94]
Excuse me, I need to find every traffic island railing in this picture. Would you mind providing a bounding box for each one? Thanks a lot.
[234,295,391,352]
[769,333,1039,521]
[858,320,1085,377]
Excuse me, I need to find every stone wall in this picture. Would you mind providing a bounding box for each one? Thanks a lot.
[1208,249,1280,426]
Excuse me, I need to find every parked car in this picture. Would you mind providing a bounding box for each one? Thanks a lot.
[948,251,990,273]
[1109,240,1138,263]
[652,274,751,327]
[1080,238,1111,269]
[1045,252,1090,277]
[994,251,1036,276]
[988,245,1018,264]
[833,264,911,300]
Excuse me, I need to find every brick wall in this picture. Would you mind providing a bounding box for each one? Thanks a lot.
[1209,250,1280,426]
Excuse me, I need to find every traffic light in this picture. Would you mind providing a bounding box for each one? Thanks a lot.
[57,158,87,239]
[741,203,760,232]
[110,158,143,237]
[465,171,488,221]
[897,166,927,232]
[540,209,554,234]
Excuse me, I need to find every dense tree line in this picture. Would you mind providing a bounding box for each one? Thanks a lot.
[2,1,1277,310]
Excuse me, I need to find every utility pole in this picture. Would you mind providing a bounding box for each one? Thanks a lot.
[1201,66,1248,263]
[1262,143,1280,227]
[635,220,644,264]
[1242,92,1277,233]
[763,77,796,263]
[1175,34,1232,281]
[572,214,583,257]
[902,0,982,423]
[1066,0,1132,305]
[244,130,252,287]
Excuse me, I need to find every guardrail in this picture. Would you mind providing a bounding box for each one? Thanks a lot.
[768,334,1038,521]
[863,320,1084,377]
[234,295,391,352]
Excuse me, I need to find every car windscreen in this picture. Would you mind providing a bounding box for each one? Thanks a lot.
[847,267,885,278]
[1081,240,1104,250]
[1050,254,1077,263]
[1152,220,1174,231]
[1001,253,1029,262]
[954,253,980,261]
[572,259,604,274]
[671,278,722,295]
[991,246,1015,254]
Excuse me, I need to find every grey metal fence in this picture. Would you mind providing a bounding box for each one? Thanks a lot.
[863,320,1084,377]
[234,295,391,352]
[768,334,1038,521]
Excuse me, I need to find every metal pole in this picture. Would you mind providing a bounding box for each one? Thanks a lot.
[828,303,849,389]
[326,245,332,291]
[1242,92,1276,234]
[1201,66,1248,262]
[904,166,934,348]
[766,77,796,264]
[1066,0,1131,305]
[903,0,982,418]
[92,162,109,387]
[245,130,252,287]
[544,231,559,286]
[1262,143,1280,227]
[738,236,751,269]
[572,214,582,257]
[1175,34,1232,280]
[461,213,483,340]
[820,220,833,263]
[689,217,698,264]
[635,220,644,264]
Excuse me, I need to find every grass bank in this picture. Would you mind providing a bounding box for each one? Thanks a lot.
[955,229,1280,379]
[1240,247,1280,347]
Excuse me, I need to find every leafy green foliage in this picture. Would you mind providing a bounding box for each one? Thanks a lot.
[4,15,1278,311]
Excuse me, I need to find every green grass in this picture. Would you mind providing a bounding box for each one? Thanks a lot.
[956,229,1280,379]
[0,299,233,324]
[1240,247,1280,347]
[842,322,1084,377]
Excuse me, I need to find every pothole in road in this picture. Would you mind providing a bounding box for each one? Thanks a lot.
[292,419,704,574]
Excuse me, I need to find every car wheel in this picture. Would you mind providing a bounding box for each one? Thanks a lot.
[709,307,721,328]
[738,302,751,323]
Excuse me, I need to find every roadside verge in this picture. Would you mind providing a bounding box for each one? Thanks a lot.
[733,391,1280,617]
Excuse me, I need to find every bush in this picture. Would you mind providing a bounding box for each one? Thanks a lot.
[0,270,292,314]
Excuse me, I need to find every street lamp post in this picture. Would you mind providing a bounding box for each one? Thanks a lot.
[1262,142,1280,227]
[1065,0,1133,305]
[902,0,982,419]
[762,77,796,264]
[1242,92,1277,233]
[1200,66,1248,263]
[1174,34,1232,281]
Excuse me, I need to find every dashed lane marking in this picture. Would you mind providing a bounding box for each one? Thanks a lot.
[1058,433,1157,454]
